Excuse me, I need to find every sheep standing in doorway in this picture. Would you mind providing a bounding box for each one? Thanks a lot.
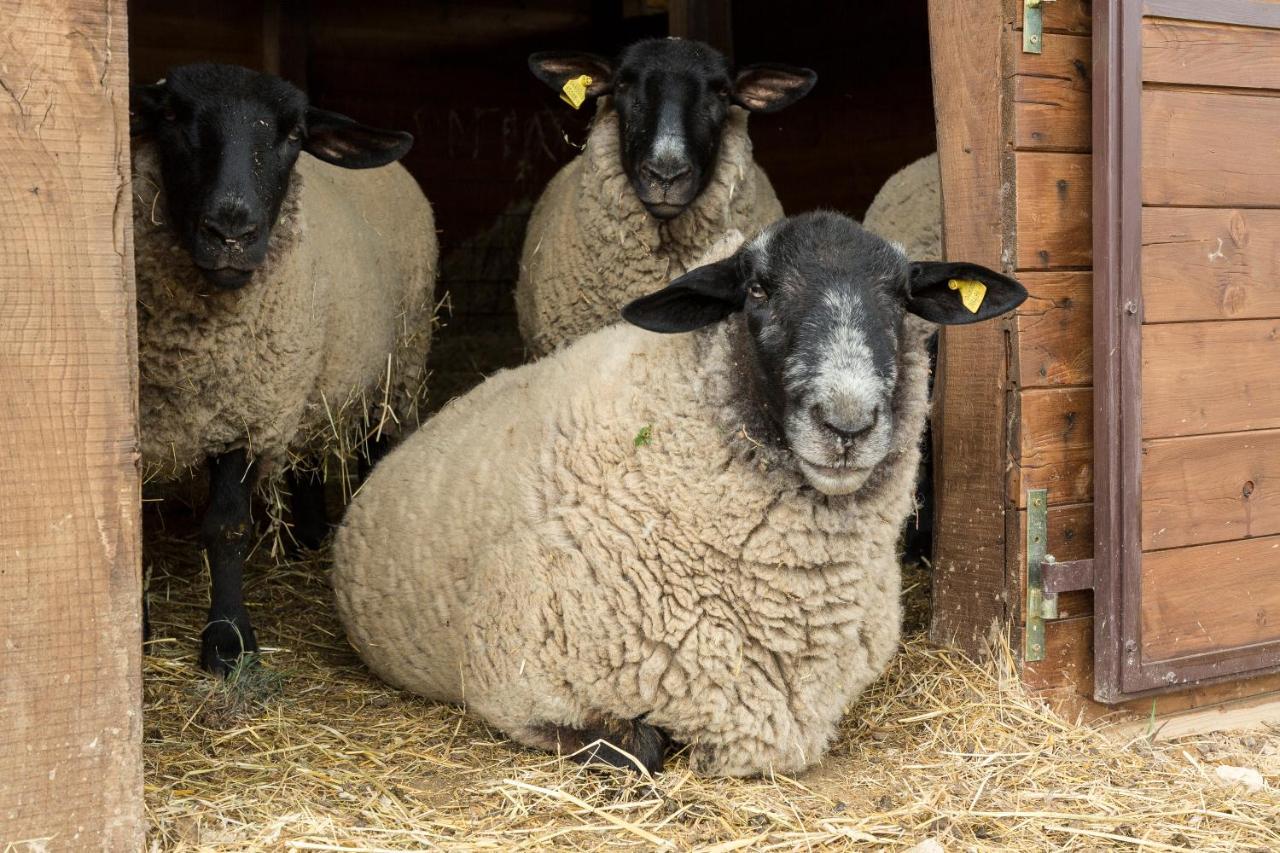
[516,38,815,356]
[333,212,1025,776]
[132,64,437,674]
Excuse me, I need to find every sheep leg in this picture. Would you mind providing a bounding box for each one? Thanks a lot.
[535,717,670,775]
[200,448,259,675]
[286,468,329,551]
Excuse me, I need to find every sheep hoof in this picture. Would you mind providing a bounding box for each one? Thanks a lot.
[559,717,669,775]
[200,611,259,676]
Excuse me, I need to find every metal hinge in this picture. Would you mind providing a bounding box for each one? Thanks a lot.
[1025,488,1095,661]
[1023,0,1056,54]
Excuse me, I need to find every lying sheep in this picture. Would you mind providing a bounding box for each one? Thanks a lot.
[862,152,942,566]
[131,63,437,674]
[516,38,815,356]
[333,212,1025,776]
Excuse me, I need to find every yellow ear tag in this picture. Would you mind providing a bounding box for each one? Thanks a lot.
[948,278,987,314]
[560,75,593,109]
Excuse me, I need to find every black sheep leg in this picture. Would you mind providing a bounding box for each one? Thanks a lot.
[200,448,259,674]
[287,468,329,551]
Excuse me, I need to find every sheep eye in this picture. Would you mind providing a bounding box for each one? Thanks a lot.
[748,282,767,300]
[287,125,303,143]
[716,85,731,100]
[162,107,177,122]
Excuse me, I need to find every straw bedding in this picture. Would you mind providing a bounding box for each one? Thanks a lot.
[144,518,1280,851]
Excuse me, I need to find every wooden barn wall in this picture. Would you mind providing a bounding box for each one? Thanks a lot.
[128,0,936,409]
[1009,0,1280,715]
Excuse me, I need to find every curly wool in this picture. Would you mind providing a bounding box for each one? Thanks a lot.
[333,295,935,777]
[862,152,941,262]
[133,144,438,483]
[515,101,784,356]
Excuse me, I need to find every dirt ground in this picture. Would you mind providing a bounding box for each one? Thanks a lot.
[142,518,1280,851]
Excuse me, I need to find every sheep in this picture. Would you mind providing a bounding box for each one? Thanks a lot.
[516,38,816,357]
[862,152,942,566]
[131,63,437,674]
[332,211,1025,776]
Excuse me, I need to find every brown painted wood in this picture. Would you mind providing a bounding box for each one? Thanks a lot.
[1016,152,1093,269]
[1014,272,1093,387]
[1014,33,1092,152]
[1014,387,1094,507]
[927,0,1012,654]
[1145,0,1280,30]
[0,0,142,846]
[1143,88,1280,208]
[1144,18,1280,90]
[1144,429,1280,550]
[1142,535,1280,660]
[1143,207,1280,323]
[1143,320,1280,439]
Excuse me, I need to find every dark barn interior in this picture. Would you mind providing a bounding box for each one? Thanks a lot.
[128,0,936,408]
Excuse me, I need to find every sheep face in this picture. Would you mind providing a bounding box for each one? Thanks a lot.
[529,39,815,221]
[130,63,412,292]
[623,211,1028,496]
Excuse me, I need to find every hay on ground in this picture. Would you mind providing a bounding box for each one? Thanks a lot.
[144,532,1280,851]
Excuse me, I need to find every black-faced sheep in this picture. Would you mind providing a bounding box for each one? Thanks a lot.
[332,212,1025,776]
[516,37,815,356]
[131,64,437,674]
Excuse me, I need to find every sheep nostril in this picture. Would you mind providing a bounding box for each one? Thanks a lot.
[814,404,879,444]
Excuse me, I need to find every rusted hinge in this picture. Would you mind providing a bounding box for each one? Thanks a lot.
[1026,489,1094,662]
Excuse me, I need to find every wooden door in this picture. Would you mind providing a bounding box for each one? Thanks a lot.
[1095,0,1280,700]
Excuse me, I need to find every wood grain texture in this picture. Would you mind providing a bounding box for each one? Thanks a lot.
[1014,33,1091,151]
[1143,319,1280,438]
[1012,0,1092,34]
[1014,272,1093,387]
[927,0,1012,653]
[0,0,142,846]
[1142,535,1280,660]
[1143,207,1280,323]
[1014,387,1094,507]
[1012,501,1095,622]
[1143,88,1280,207]
[1144,429,1280,550]
[1016,152,1092,269]
[1144,17,1280,90]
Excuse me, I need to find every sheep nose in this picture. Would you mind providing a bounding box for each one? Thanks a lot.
[813,403,880,444]
[201,211,261,246]
[641,159,692,187]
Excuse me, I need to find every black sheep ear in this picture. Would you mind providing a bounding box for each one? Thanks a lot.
[906,261,1028,325]
[130,83,167,136]
[732,64,817,113]
[622,256,744,334]
[303,107,414,169]
[528,51,614,104]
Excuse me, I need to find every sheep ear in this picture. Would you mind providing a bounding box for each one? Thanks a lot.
[528,51,614,101]
[732,64,816,113]
[130,83,167,136]
[906,261,1028,325]
[622,257,743,334]
[303,107,414,169]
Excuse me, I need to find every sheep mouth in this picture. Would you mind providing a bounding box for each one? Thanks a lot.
[796,458,871,496]
[197,265,256,291]
[642,201,689,221]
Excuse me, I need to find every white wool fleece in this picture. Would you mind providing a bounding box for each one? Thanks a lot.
[516,101,784,357]
[862,152,941,262]
[332,261,935,777]
[133,143,439,483]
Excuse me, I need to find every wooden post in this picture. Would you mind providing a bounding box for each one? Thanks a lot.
[927,0,1015,653]
[0,0,143,847]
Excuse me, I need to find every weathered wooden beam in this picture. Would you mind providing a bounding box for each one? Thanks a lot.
[0,0,142,845]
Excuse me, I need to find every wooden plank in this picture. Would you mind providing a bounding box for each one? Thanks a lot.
[1143,207,1280,323]
[1145,0,1280,31]
[1144,18,1280,90]
[1144,429,1280,550]
[1143,88,1280,208]
[1142,319,1280,438]
[927,0,1012,654]
[1015,152,1092,269]
[1015,272,1092,387]
[1011,0,1092,34]
[1024,616,1094,692]
[1014,387,1094,507]
[1012,502,1095,622]
[1141,535,1280,660]
[1014,33,1091,152]
[0,0,142,847]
